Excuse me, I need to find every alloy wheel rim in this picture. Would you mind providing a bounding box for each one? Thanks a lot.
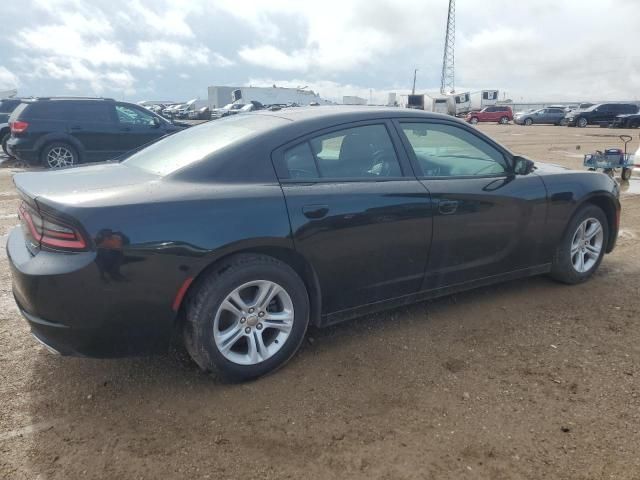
[570,217,603,273]
[213,280,294,365]
[46,147,74,168]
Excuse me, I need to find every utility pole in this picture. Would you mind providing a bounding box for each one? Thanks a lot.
[412,68,418,95]
[440,0,455,95]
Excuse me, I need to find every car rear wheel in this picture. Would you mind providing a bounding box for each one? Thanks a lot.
[41,142,78,168]
[498,116,509,124]
[550,204,608,284]
[183,254,310,381]
[1,131,10,156]
[631,120,640,129]
[558,118,567,126]
[524,118,533,126]
[576,117,588,128]
[469,117,479,125]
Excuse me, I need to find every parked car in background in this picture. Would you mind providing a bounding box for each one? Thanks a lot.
[188,106,211,120]
[211,103,246,119]
[565,103,638,127]
[466,106,513,124]
[514,107,567,126]
[1,98,24,156]
[611,112,640,129]
[174,99,209,119]
[8,107,620,380]
[7,97,183,168]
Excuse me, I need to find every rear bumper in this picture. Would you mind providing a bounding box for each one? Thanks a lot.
[7,226,176,357]
[6,138,40,164]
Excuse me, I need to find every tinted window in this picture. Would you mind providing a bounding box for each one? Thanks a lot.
[0,99,20,113]
[124,114,288,176]
[116,104,155,125]
[401,122,507,177]
[309,124,401,178]
[482,92,489,100]
[22,102,70,119]
[283,143,318,179]
[68,103,112,123]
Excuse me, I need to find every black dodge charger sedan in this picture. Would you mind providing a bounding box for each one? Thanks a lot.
[8,107,620,380]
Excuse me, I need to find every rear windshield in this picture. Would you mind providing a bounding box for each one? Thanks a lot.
[124,114,288,176]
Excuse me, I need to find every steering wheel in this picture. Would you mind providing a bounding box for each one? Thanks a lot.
[370,149,392,176]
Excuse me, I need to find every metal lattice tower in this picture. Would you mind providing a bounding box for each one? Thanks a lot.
[440,0,455,94]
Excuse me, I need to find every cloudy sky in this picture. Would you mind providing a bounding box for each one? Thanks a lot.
[1,0,639,104]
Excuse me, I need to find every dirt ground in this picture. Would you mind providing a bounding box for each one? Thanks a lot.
[1,124,639,480]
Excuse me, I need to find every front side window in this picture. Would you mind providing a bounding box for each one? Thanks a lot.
[400,122,507,177]
[116,105,156,126]
[308,124,402,179]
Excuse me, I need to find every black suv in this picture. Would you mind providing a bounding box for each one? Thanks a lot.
[565,103,638,127]
[7,97,182,168]
[1,98,24,156]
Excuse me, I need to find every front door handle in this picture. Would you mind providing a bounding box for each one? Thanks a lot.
[438,200,459,215]
[303,204,329,219]
[70,126,83,131]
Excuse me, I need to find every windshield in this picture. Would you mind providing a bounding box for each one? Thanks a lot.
[124,114,287,176]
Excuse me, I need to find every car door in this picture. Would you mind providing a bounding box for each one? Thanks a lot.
[537,109,551,124]
[394,119,548,290]
[66,102,122,161]
[114,103,168,153]
[547,108,564,124]
[273,121,433,314]
[483,107,496,121]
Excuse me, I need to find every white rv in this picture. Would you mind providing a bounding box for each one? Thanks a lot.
[0,89,17,99]
[470,90,499,110]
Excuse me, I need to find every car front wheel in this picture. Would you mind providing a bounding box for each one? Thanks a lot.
[577,117,588,128]
[183,254,310,381]
[550,204,608,284]
[469,117,479,124]
[524,118,533,126]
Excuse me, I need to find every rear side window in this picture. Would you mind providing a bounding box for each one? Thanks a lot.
[280,124,402,180]
[67,103,113,123]
[283,143,318,179]
[310,124,401,179]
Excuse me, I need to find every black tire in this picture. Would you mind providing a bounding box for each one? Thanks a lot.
[40,142,79,168]
[631,120,640,129]
[550,204,609,284]
[576,117,588,128]
[469,117,479,125]
[1,131,10,157]
[499,116,509,124]
[524,118,533,126]
[558,118,567,126]
[621,168,632,181]
[183,254,310,381]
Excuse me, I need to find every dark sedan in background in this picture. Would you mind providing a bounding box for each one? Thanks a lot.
[7,97,183,168]
[8,107,620,380]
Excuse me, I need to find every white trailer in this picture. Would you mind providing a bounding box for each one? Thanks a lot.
[470,90,499,110]
[448,91,471,115]
[230,86,333,106]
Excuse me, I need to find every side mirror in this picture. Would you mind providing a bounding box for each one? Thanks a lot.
[513,156,535,175]
[152,117,161,128]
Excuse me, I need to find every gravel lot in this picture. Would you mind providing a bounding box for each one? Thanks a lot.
[1,124,639,480]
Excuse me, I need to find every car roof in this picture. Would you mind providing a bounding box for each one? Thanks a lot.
[250,105,460,124]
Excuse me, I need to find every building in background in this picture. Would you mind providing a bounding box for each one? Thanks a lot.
[343,96,367,105]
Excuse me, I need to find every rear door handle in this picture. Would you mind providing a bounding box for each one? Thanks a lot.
[302,204,329,219]
[438,200,459,215]
[70,126,83,131]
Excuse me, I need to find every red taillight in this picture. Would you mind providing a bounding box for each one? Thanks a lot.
[10,120,29,134]
[18,202,86,250]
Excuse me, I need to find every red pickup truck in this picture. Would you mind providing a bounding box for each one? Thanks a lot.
[466,106,513,124]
